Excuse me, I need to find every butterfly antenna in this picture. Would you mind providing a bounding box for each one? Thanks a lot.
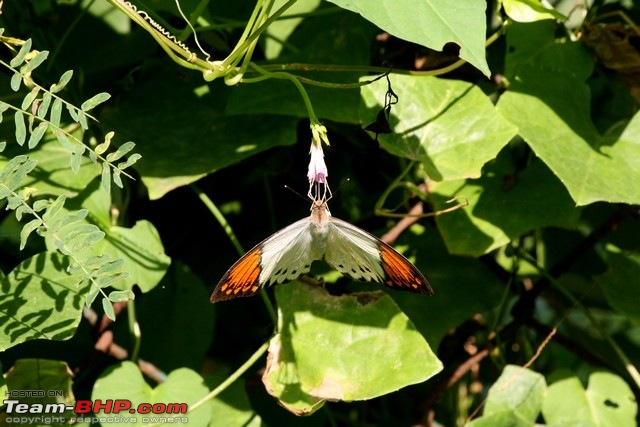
[284,184,309,203]
[333,178,351,196]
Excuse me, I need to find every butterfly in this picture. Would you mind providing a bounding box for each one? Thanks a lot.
[210,196,433,302]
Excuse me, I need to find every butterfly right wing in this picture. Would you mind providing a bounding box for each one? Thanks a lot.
[324,217,433,295]
[211,218,319,302]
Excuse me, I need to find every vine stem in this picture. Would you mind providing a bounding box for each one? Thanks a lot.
[190,340,269,412]
[246,62,319,124]
[190,184,277,324]
[144,340,270,426]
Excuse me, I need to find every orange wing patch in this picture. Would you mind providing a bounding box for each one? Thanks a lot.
[211,248,263,302]
[379,244,433,296]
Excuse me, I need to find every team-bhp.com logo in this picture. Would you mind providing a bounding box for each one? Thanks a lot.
[3,398,189,424]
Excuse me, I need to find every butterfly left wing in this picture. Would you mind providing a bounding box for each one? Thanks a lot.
[211,218,320,302]
[324,217,433,295]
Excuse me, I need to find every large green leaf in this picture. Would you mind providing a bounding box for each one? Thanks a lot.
[431,156,581,256]
[360,74,517,181]
[92,362,212,427]
[101,62,298,199]
[595,246,640,325]
[469,365,546,426]
[498,26,640,206]
[135,262,216,372]
[205,376,262,427]
[0,253,88,351]
[2,359,75,427]
[542,370,637,427]
[264,0,322,59]
[502,0,566,22]
[327,0,490,76]
[585,371,637,426]
[263,281,442,415]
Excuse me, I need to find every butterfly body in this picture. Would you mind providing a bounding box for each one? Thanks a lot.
[211,199,433,302]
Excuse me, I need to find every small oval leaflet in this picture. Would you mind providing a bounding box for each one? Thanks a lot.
[81,92,111,112]
[9,38,32,68]
[108,290,135,303]
[51,70,73,93]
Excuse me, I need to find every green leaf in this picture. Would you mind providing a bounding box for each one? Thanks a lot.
[21,86,40,110]
[206,376,262,427]
[37,91,52,118]
[327,0,490,76]
[19,218,43,250]
[66,105,78,121]
[85,283,100,307]
[20,50,49,74]
[102,297,115,320]
[0,252,89,351]
[0,101,9,123]
[96,273,128,288]
[10,38,32,68]
[360,74,518,181]
[51,69,73,93]
[117,153,141,171]
[0,154,29,183]
[264,0,322,59]
[542,370,637,427]
[92,362,212,426]
[49,209,88,231]
[6,195,23,210]
[101,162,111,193]
[27,121,48,149]
[498,32,640,205]
[41,194,66,222]
[70,144,86,173]
[0,137,101,197]
[7,157,37,190]
[32,199,49,212]
[596,247,640,325]
[100,65,298,199]
[95,131,113,155]
[76,109,88,129]
[102,221,171,292]
[50,98,62,127]
[106,141,135,162]
[14,111,26,146]
[542,370,595,426]
[264,282,442,415]
[112,168,123,188]
[479,365,546,423]
[15,204,30,221]
[90,257,124,276]
[4,359,75,411]
[431,157,581,256]
[65,231,105,253]
[135,262,216,372]
[502,0,566,22]
[46,183,171,293]
[585,372,637,426]
[81,92,111,111]
[10,72,22,91]
[108,289,134,302]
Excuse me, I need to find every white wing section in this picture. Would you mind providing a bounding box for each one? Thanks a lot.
[323,217,385,283]
[258,218,322,286]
